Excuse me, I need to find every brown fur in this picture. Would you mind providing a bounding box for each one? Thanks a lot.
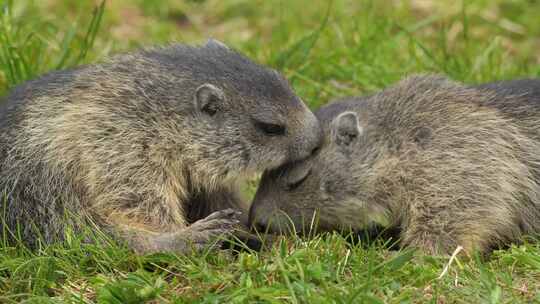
[250,74,540,255]
[0,40,322,253]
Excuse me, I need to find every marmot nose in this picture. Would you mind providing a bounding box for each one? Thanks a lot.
[248,206,266,232]
[293,128,323,161]
[249,220,268,234]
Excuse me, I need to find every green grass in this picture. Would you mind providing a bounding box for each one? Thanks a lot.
[1,0,540,302]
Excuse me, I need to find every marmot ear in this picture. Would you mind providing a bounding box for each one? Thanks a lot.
[194,83,225,116]
[331,111,362,147]
[205,38,230,50]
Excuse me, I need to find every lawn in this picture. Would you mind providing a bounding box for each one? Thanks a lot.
[1,0,540,302]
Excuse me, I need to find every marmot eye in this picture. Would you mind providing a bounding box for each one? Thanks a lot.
[286,169,311,191]
[255,121,286,136]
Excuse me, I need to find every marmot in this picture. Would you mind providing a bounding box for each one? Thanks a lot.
[0,40,323,253]
[249,74,540,255]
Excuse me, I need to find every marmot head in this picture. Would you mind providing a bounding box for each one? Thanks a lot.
[127,39,323,184]
[248,75,459,235]
[248,105,385,235]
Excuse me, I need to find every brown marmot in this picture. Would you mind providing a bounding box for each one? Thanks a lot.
[0,40,323,253]
[249,74,540,255]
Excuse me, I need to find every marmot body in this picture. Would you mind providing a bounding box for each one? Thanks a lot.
[250,75,540,255]
[0,40,322,253]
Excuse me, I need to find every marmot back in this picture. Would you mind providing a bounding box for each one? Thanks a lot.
[0,40,323,253]
[250,74,540,255]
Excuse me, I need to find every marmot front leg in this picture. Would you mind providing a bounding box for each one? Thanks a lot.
[186,187,265,250]
[187,186,250,226]
[120,208,241,254]
[401,230,460,256]
[400,215,493,256]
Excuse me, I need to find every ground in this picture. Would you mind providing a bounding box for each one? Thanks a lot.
[0,0,539,302]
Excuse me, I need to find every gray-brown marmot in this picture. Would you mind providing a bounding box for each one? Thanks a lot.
[0,39,323,253]
[249,74,540,255]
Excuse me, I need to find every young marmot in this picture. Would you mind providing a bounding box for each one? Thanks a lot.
[0,40,322,253]
[249,74,540,255]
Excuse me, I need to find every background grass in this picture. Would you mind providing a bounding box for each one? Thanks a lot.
[0,0,540,302]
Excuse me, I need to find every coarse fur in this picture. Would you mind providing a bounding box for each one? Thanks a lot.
[0,40,322,253]
[249,74,540,255]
